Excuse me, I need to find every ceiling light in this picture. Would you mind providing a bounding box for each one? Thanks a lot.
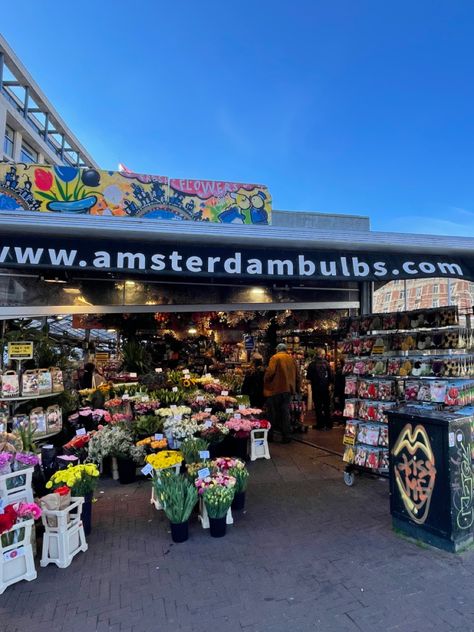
[250,287,266,295]
[63,288,81,295]
[125,281,136,287]
[43,277,67,284]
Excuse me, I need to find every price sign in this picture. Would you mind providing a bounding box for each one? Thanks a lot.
[204,408,212,413]
[122,394,130,400]
[141,463,153,476]
[3,547,25,562]
[234,413,241,420]
[225,408,234,414]
[221,390,229,396]
[182,369,190,375]
[170,404,177,410]
[76,428,86,436]
[343,435,356,446]
[205,373,212,378]
[196,396,204,402]
[238,405,245,411]
[8,341,33,360]
[199,451,210,460]
[129,373,138,378]
[172,386,178,392]
[155,368,163,373]
[203,420,212,428]
[141,395,150,402]
[154,433,164,441]
[197,467,210,479]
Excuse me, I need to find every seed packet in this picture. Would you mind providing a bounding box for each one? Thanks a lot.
[377,402,396,423]
[362,338,374,355]
[430,380,447,403]
[371,314,383,330]
[357,423,369,444]
[365,447,381,469]
[387,358,401,376]
[349,318,360,335]
[352,339,362,356]
[50,367,64,393]
[373,359,387,375]
[2,371,20,398]
[354,360,366,376]
[37,368,52,395]
[365,425,380,446]
[343,400,358,418]
[417,383,431,402]
[12,414,29,431]
[378,380,394,401]
[46,405,62,433]
[379,449,390,471]
[343,445,356,464]
[344,376,358,396]
[343,420,358,445]
[367,381,379,400]
[378,425,389,447]
[358,379,369,399]
[405,380,420,401]
[30,407,47,433]
[342,340,353,354]
[354,446,368,467]
[22,370,39,397]
[382,313,397,330]
[360,317,373,335]
[445,383,462,406]
[342,361,354,375]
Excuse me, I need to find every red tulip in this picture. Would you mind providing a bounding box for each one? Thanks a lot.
[34,168,53,191]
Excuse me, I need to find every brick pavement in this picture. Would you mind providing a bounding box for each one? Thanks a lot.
[2,442,474,632]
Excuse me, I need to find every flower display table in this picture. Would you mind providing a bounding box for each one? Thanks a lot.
[0,467,34,506]
[40,497,88,568]
[250,429,270,461]
[0,519,36,594]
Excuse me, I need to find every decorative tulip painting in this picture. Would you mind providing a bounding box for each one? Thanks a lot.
[0,163,272,224]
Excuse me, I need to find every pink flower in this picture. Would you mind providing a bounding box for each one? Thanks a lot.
[15,502,42,521]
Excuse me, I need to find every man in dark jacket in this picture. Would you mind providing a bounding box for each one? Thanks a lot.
[241,357,266,408]
[306,349,333,430]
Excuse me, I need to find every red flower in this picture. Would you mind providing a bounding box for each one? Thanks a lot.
[34,168,53,191]
[0,504,18,534]
[54,486,70,496]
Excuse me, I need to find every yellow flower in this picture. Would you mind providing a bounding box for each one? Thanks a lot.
[45,481,52,489]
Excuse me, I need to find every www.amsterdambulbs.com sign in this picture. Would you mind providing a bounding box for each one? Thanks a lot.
[0,235,470,283]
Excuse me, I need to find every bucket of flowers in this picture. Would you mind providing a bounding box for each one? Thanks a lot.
[180,437,210,465]
[153,471,198,543]
[87,425,145,485]
[195,472,236,538]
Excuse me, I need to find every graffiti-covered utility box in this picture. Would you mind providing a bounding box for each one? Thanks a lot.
[388,406,474,552]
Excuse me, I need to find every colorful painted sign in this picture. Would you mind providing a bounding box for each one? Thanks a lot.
[0,163,272,225]
[392,423,437,525]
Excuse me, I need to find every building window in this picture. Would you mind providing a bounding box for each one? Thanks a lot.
[3,125,14,158]
[399,290,405,300]
[433,284,439,294]
[416,287,422,299]
[433,298,439,307]
[384,293,391,304]
[20,142,38,163]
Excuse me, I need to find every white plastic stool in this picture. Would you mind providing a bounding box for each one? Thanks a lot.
[250,429,270,461]
[40,497,88,568]
[0,468,34,506]
[150,463,182,510]
[198,496,233,529]
[0,519,37,594]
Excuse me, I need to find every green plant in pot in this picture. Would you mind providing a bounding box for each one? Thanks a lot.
[153,472,198,543]
[229,465,250,511]
[180,437,210,465]
[203,485,235,538]
[133,415,164,439]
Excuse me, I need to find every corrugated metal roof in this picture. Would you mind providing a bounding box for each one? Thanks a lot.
[0,209,473,255]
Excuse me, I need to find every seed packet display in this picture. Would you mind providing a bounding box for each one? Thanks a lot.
[1,370,20,398]
[405,380,420,402]
[430,380,447,403]
[22,370,39,397]
[387,358,401,376]
[343,400,357,418]
[343,445,356,464]
[37,368,52,395]
[354,360,366,376]
[362,338,374,355]
[30,407,47,433]
[46,405,62,433]
[343,420,359,445]
[416,382,431,402]
[365,447,380,470]
[50,367,64,393]
[354,445,368,467]
[377,402,396,423]
[382,313,397,331]
[378,425,389,447]
[344,377,358,397]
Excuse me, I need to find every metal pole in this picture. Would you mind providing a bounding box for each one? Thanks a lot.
[359,282,373,315]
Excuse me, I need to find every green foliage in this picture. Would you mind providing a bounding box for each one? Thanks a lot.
[229,465,250,492]
[133,415,163,438]
[180,437,210,465]
[203,485,235,519]
[121,340,151,374]
[16,420,38,454]
[154,388,185,406]
[153,473,198,524]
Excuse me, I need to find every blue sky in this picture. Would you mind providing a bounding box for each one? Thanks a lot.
[3,1,474,235]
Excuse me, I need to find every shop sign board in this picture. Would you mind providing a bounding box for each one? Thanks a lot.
[0,163,271,225]
[95,352,110,362]
[0,234,470,283]
[8,341,33,360]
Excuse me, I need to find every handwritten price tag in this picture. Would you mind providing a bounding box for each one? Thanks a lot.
[122,394,130,400]
[196,396,204,402]
[172,386,178,392]
[170,404,177,410]
[221,390,229,396]
[203,420,212,428]
[239,405,245,411]
[129,373,138,378]
[154,433,164,441]
[76,428,86,436]
[199,451,210,460]
[204,408,212,413]
[197,467,210,479]
[225,408,234,414]
[234,413,241,420]
[155,368,163,373]
[141,463,153,476]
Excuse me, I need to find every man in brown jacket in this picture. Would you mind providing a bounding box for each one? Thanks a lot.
[264,343,300,443]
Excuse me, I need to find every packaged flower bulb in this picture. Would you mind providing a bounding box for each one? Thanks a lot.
[404,381,420,402]
[430,380,447,403]
[344,377,358,397]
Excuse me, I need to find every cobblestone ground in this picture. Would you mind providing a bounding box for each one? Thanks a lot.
[2,441,474,632]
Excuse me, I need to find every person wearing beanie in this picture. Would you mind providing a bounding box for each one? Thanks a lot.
[264,343,300,443]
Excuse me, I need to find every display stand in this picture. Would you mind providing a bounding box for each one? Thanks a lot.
[250,429,270,461]
[0,519,37,594]
[40,497,88,568]
[339,306,473,486]
[0,467,34,505]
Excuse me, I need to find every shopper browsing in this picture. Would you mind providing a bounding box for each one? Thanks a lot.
[241,355,266,408]
[306,349,333,430]
[264,343,300,443]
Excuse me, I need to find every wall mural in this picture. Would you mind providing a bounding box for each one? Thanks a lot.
[450,427,474,531]
[0,163,272,225]
[392,423,437,525]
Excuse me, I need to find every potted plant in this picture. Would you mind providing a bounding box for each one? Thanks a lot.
[229,463,250,510]
[87,426,145,484]
[153,473,197,543]
[202,485,235,538]
[45,463,99,535]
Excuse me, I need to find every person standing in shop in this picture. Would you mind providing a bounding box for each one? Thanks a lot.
[264,343,300,443]
[306,349,333,430]
[241,355,266,408]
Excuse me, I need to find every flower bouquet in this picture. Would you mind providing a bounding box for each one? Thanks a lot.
[214,395,238,410]
[153,473,198,542]
[194,472,236,496]
[133,400,160,416]
[162,416,198,448]
[0,501,41,547]
[211,457,245,472]
[46,463,99,497]
[87,426,145,465]
[180,437,210,465]
[146,450,183,471]
[136,436,168,451]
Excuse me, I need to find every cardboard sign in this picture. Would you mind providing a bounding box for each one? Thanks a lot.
[8,341,33,360]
